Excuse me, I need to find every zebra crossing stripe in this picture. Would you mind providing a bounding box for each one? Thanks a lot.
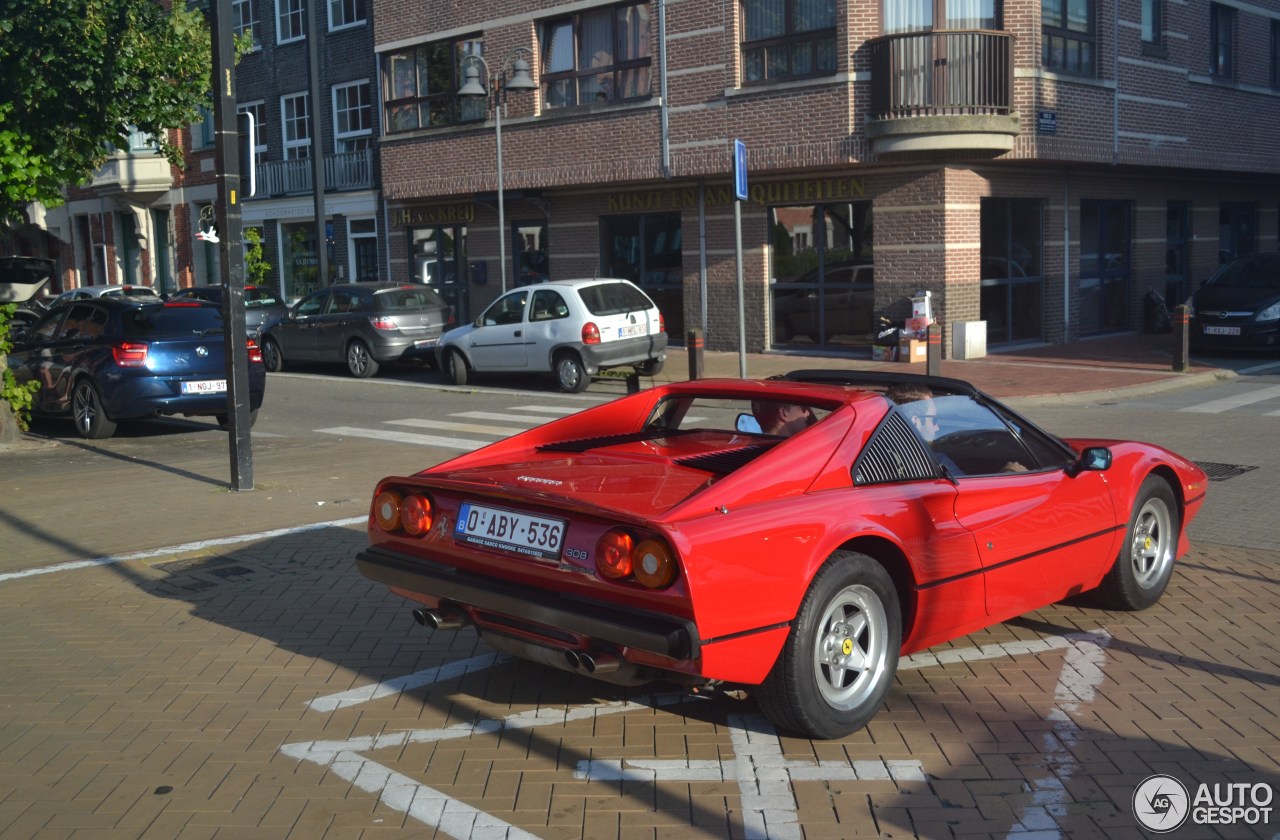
[314,426,488,450]
[1178,383,1280,413]
[387,418,528,435]
[451,410,564,423]
[508,405,584,415]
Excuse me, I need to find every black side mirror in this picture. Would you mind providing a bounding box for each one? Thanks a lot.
[1067,446,1112,477]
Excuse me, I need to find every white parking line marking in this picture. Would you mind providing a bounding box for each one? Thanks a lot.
[387,418,529,436]
[306,653,509,712]
[315,426,487,450]
[0,517,367,583]
[1178,383,1280,413]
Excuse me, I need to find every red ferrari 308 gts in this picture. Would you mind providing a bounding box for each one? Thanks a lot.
[357,371,1207,739]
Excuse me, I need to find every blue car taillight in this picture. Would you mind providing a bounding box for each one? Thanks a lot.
[112,341,149,367]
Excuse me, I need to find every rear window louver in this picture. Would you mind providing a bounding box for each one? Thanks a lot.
[673,445,772,475]
[853,412,936,485]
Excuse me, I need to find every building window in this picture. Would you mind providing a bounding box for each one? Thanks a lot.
[237,101,268,174]
[1140,0,1161,48]
[884,0,999,33]
[1210,3,1235,79]
[191,106,215,150]
[742,0,837,83]
[542,3,652,107]
[1042,0,1094,76]
[1079,200,1131,334]
[516,223,549,286]
[383,39,482,133]
[769,202,875,349]
[1165,201,1189,307]
[1271,20,1280,88]
[233,0,258,46]
[281,92,310,159]
[329,0,365,30]
[980,199,1043,344]
[333,81,372,152]
[276,0,304,43]
[601,212,683,338]
[1219,202,1256,262]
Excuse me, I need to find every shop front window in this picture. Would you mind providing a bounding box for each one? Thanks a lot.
[770,202,874,349]
[515,223,549,286]
[980,198,1043,344]
[1079,200,1131,334]
[281,221,320,303]
[600,212,683,339]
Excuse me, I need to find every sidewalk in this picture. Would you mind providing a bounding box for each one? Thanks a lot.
[641,330,1231,405]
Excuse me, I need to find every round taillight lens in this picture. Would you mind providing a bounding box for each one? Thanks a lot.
[582,322,601,345]
[401,494,433,536]
[373,490,402,532]
[596,530,635,579]
[632,539,677,588]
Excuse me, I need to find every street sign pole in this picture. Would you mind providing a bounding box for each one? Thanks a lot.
[733,140,748,378]
[211,0,253,490]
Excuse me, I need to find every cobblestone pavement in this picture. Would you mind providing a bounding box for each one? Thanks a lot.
[1,523,1276,839]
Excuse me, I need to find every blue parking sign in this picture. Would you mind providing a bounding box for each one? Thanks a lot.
[734,140,748,201]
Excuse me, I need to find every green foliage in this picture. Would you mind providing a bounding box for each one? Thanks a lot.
[0,0,213,223]
[0,304,40,431]
[244,227,271,287]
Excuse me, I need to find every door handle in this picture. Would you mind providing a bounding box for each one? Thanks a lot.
[514,330,522,337]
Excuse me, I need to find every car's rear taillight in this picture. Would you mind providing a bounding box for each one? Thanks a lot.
[595,529,678,588]
[582,322,601,345]
[658,312,665,334]
[112,341,149,367]
[369,317,397,331]
[247,338,263,364]
[372,488,434,536]
[164,301,201,307]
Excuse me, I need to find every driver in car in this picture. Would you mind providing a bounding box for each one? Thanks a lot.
[750,400,817,437]
[887,383,1027,474]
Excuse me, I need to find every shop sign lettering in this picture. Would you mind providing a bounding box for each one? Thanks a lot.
[392,204,476,227]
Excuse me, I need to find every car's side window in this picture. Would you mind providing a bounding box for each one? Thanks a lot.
[327,289,360,314]
[913,395,1037,477]
[296,292,326,317]
[30,309,67,342]
[530,289,569,322]
[482,291,529,326]
[55,304,97,341]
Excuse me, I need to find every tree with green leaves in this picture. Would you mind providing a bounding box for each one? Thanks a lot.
[0,0,212,225]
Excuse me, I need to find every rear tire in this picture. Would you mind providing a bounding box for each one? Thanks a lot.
[346,339,379,378]
[635,357,665,377]
[555,351,590,393]
[446,349,469,386]
[71,378,117,440]
[756,551,901,739]
[1094,476,1179,610]
[261,337,284,373]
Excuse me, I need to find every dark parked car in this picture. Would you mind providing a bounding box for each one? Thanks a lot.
[1189,253,1280,350]
[260,282,452,378]
[170,284,288,337]
[7,298,266,439]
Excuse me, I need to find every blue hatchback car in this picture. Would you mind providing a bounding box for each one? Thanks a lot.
[7,297,266,439]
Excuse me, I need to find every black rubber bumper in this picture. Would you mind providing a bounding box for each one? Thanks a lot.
[356,545,699,659]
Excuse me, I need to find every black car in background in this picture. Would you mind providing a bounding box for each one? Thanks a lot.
[259,282,452,378]
[1190,253,1280,351]
[7,298,266,439]
[170,284,288,337]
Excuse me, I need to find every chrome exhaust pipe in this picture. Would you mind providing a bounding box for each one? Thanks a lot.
[411,608,463,630]
[578,650,620,675]
[563,650,583,670]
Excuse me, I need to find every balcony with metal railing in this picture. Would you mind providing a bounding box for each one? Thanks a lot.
[866,30,1020,154]
[251,149,373,198]
[88,129,171,196]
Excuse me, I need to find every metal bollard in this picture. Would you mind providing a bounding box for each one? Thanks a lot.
[686,328,704,381]
[926,323,942,377]
[1172,304,1190,373]
[626,373,640,394]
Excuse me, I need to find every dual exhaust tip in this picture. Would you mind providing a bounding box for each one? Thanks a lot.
[411,608,619,675]
[411,607,464,631]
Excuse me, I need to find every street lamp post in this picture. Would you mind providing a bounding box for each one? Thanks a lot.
[458,48,536,294]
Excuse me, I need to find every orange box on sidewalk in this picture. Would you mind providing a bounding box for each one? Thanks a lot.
[898,339,927,363]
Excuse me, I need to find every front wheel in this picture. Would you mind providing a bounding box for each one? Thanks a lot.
[555,352,590,393]
[1095,476,1179,610]
[756,551,901,739]
[445,349,469,386]
[346,339,379,378]
[261,337,284,373]
[71,378,117,440]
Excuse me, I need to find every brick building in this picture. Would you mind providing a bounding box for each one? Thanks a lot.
[372,0,1280,354]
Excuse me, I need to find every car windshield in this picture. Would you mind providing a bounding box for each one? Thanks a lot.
[578,282,654,316]
[121,305,224,338]
[643,395,831,437]
[374,287,445,312]
[1208,254,1280,290]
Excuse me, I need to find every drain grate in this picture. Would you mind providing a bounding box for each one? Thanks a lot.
[1193,461,1258,482]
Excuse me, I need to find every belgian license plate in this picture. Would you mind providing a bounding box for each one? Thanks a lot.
[455,502,565,560]
[181,379,227,394]
[617,323,647,338]
[1204,325,1241,336]
[414,338,438,349]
